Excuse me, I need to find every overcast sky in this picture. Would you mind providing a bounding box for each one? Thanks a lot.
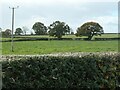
[0,0,119,33]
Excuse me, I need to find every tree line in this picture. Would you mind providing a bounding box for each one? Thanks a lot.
[0,21,104,40]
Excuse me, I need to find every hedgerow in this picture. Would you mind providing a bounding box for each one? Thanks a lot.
[1,53,120,89]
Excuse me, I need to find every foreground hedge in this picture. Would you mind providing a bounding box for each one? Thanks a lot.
[1,53,120,89]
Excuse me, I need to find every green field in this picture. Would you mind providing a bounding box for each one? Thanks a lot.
[1,33,119,55]
[2,40,118,55]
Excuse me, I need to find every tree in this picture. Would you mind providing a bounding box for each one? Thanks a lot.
[76,22,104,40]
[22,26,29,35]
[2,29,11,38]
[32,22,47,35]
[15,28,23,35]
[48,21,70,39]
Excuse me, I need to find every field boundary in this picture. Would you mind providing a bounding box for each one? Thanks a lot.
[1,52,120,88]
[1,37,120,42]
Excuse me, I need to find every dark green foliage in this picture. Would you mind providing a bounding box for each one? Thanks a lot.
[48,21,70,39]
[76,22,104,40]
[32,22,47,35]
[1,53,119,89]
[15,28,23,35]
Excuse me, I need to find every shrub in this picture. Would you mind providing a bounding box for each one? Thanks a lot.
[1,53,120,89]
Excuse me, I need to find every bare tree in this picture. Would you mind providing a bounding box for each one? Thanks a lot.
[22,26,29,35]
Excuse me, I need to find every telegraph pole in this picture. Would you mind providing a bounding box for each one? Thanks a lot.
[9,6,19,52]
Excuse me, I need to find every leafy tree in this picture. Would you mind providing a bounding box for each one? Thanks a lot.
[15,28,23,35]
[32,22,47,35]
[2,29,11,38]
[76,22,104,40]
[22,26,29,35]
[48,21,70,39]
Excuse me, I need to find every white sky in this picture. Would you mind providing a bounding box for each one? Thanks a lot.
[0,0,119,33]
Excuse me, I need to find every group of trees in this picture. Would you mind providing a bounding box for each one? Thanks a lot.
[15,26,29,35]
[1,29,11,38]
[32,21,71,39]
[0,21,104,40]
[32,21,103,40]
[0,26,29,38]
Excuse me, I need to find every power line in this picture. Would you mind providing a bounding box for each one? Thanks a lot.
[9,6,19,52]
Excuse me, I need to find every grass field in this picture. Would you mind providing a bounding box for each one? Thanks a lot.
[2,40,118,55]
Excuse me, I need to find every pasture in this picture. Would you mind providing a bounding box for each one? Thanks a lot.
[1,33,119,55]
[2,40,118,55]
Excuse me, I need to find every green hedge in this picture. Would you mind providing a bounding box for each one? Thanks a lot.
[1,53,120,89]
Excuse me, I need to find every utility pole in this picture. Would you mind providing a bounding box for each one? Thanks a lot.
[9,6,19,52]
